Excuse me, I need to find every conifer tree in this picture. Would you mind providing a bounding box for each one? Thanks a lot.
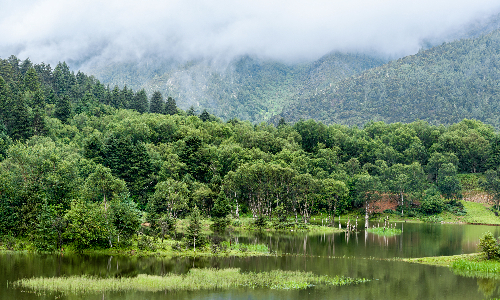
[23,67,41,93]
[186,106,196,116]
[122,85,134,109]
[149,91,164,114]
[0,76,11,123]
[55,94,72,123]
[164,96,177,115]
[130,89,148,113]
[8,93,31,140]
[185,206,206,250]
[199,109,210,122]
[110,85,122,108]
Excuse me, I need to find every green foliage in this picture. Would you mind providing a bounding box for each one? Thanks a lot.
[147,178,189,222]
[32,203,66,251]
[164,97,177,115]
[211,191,231,232]
[65,200,113,250]
[479,232,500,260]
[15,268,369,294]
[149,91,164,114]
[277,29,500,130]
[184,206,206,249]
[420,188,445,215]
[253,215,267,230]
[481,169,500,209]
[112,199,141,244]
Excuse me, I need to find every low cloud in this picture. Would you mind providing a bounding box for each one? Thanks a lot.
[1,0,500,67]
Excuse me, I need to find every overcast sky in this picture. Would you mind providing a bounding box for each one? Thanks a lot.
[1,0,500,66]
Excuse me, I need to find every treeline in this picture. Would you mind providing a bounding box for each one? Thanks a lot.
[276,28,500,129]
[2,58,500,251]
[86,53,385,123]
[0,55,183,145]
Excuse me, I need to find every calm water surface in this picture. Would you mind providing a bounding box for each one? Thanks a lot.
[2,222,500,300]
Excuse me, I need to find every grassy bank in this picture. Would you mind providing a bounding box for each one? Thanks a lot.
[14,268,370,294]
[425,201,500,225]
[403,253,500,279]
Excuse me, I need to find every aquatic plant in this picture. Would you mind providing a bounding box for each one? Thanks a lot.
[451,258,500,279]
[366,227,402,237]
[14,268,370,294]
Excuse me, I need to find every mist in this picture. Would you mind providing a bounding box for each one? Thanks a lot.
[1,0,500,67]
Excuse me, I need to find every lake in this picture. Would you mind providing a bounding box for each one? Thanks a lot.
[2,221,500,299]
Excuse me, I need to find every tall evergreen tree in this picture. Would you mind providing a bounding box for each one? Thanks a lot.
[8,93,31,140]
[187,106,196,116]
[199,109,210,122]
[0,76,11,123]
[53,62,74,96]
[121,85,134,109]
[164,96,177,115]
[22,67,41,93]
[130,89,148,113]
[55,94,72,123]
[110,85,122,108]
[149,91,164,114]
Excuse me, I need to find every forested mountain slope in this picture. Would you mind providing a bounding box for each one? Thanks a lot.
[275,29,500,128]
[83,53,386,123]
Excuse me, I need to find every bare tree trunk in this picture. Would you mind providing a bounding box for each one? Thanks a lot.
[365,201,369,228]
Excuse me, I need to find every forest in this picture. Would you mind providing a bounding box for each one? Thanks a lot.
[1,55,500,251]
[276,28,500,128]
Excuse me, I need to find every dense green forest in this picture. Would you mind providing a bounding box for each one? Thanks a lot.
[2,55,500,251]
[84,53,386,123]
[276,29,500,128]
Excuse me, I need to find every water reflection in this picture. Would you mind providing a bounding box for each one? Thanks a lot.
[2,222,500,299]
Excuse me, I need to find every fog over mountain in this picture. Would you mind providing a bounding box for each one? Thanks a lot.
[2,0,500,67]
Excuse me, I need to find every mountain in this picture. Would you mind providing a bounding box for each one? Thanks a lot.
[274,28,500,129]
[82,53,386,123]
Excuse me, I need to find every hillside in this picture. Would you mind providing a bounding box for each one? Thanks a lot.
[82,53,386,123]
[275,29,500,129]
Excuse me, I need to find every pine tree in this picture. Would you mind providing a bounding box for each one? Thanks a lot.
[110,85,122,108]
[211,191,231,232]
[185,206,206,250]
[149,91,164,114]
[186,106,196,116]
[55,94,72,123]
[8,93,31,141]
[22,67,41,93]
[53,62,74,96]
[199,109,210,122]
[121,85,134,109]
[0,76,11,123]
[164,96,177,115]
[130,89,148,113]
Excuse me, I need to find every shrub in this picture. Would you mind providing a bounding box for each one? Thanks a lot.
[254,216,267,230]
[479,232,499,260]
[137,234,157,251]
[420,188,445,215]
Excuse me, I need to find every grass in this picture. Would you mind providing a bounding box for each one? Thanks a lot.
[403,253,483,267]
[230,217,344,234]
[412,200,500,225]
[14,268,370,294]
[366,227,402,237]
[461,201,500,225]
[403,253,500,279]
[77,239,272,258]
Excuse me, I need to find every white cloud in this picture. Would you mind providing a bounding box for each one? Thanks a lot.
[1,0,500,65]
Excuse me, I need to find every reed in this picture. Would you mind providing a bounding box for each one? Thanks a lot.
[451,258,500,279]
[366,227,402,237]
[15,268,369,294]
